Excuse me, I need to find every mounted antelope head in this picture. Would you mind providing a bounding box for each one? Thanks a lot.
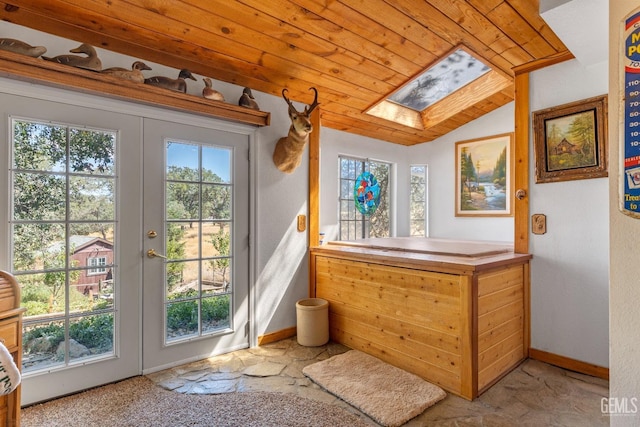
[272,87,320,173]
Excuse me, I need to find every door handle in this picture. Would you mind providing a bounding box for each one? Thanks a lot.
[146,249,167,259]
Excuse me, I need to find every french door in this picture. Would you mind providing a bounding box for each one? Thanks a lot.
[142,119,250,372]
[1,93,142,405]
[0,91,250,404]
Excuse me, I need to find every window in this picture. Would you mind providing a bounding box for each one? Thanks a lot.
[388,50,489,111]
[365,45,508,130]
[339,156,391,240]
[88,257,107,275]
[164,141,233,343]
[410,165,428,237]
[10,118,117,373]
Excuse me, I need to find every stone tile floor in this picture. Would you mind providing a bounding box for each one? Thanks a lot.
[147,338,611,426]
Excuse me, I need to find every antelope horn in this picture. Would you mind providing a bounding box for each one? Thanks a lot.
[282,88,295,109]
[306,87,319,114]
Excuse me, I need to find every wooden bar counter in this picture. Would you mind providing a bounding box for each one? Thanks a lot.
[309,237,532,400]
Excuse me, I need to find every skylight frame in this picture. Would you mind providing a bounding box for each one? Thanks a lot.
[365,45,512,131]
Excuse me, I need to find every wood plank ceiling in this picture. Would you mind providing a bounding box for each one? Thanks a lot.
[0,0,570,145]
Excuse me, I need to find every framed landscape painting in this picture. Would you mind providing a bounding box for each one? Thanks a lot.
[455,133,513,217]
[532,95,608,183]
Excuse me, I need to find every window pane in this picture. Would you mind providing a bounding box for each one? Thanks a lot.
[13,223,66,271]
[203,222,231,258]
[166,300,198,342]
[202,146,231,184]
[166,221,193,260]
[410,165,427,237]
[67,270,115,312]
[167,142,199,181]
[167,182,200,220]
[202,259,231,296]
[68,128,115,175]
[167,260,199,298]
[202,295,230,333]
[13,121,66,172]
[23,319,66,373]
[13,172,66,220]
[18,272,66,318]
[69,176,115,221]
[68,314,114,362]
[202,184,231,220]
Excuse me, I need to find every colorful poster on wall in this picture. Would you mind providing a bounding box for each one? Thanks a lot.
[354,171,380,215]
[622,7,640,218]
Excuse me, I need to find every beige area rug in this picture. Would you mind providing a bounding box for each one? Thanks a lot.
[21,376,369,427]
[303,350,447,427]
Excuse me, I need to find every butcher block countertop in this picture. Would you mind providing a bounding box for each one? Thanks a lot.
[313,237,531,276]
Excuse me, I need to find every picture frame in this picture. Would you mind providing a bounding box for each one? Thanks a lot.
[532,95,608,183]
[455,133,513,217]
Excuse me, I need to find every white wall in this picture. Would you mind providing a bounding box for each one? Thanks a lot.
[253,97,311,339]
[529,59,610,368]
[406,104,515,242]
[610,2,640,424]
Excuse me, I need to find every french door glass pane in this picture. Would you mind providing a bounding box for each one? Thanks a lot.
[11,119,117,373]
[164,141,233,344]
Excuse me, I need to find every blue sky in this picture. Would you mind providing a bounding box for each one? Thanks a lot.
[166,141,231,182]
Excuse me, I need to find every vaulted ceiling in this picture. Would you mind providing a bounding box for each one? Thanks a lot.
[0,1,570,145]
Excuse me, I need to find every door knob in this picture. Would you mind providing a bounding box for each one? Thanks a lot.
[146,249,167,259]
[515,189,526,200]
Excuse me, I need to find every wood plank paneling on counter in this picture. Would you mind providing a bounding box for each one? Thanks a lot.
[478,345,525,392]
[478,300,523,333]
[329,311,462,374]
[478,265,524,296]
[478,316,523,354]
[326,303,461,354]
[478,285,524,316]
[315,256,462,297]
[330,327,463,395]
[317,273,461,334]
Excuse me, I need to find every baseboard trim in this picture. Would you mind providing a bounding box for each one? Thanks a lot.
[257,326,297,346]
[529,348,609,380]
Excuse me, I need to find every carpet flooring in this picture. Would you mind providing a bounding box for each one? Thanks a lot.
[21,376,370,427]
[303,350,446,427]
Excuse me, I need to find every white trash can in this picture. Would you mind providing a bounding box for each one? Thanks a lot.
[296,298,329,347]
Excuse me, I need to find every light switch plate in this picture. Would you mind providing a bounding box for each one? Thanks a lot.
[532,214,546,235]
[297,214,306,232]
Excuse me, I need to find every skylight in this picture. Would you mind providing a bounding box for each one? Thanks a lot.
[365,45,511,132]
[388,49,490,111]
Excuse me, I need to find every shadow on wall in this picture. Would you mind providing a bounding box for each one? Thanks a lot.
[255,204,309,337]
